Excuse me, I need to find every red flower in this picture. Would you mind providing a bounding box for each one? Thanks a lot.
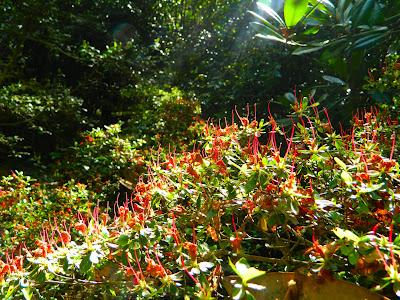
[85,135,94,143]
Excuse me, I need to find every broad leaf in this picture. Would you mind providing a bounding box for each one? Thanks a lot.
[333,227,359,242]
[334,157,347,169]
[284,0,309,28]
[79,253,92,274]
[244,172,258,194]
[230,258,266,284]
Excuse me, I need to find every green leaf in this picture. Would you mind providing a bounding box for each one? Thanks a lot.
[250,22,284,39]
[249,11,283,38]
[244,290,257,300]
[230,258,266,284]
[244,172,258,194]
[256,2,286,27]
[341,171,353,186]
[348,252,359,265]
[333,227,359,242]
[267,213,286,226]
[302,26,320,35]
[117,234,130,247]
[21,287,32,300]
[351,0,375,27]
[353,33,386,50]
[284,0,309,28]
[340,244,354,255]
[334,157,347,169]
[232,286,244,300]
[292,45,323,55]
[358,182,384,194]
[80,253,92,274]
[255,33,287,44]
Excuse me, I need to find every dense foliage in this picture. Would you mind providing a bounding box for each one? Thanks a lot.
[1,0,400,299]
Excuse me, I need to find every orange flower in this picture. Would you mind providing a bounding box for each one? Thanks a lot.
[146,259,166,278]
[59,231,71,244]
[207,225,219,241]
[183,242,197,260]
[230,236,242,253]
[74,222,87,234]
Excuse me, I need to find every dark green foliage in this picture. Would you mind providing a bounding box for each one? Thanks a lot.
[0,81,85,157]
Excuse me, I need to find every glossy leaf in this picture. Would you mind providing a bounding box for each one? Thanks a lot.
[292,45,322,55]
[256,2,286,27]
[229,258,266,285]
[353,33,386,50]
[284,0,309,28]
[250,21,284,39]
[351,0,375,27]
[334,157,347,169]
[249,11,281,35]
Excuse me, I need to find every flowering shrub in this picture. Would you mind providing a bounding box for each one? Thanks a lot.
[1,99,400,298]
[0,172,91,251]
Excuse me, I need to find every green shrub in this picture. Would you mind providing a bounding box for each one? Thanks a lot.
[124,86,201,147]
[52,123,145,199]
[0,81,86,158]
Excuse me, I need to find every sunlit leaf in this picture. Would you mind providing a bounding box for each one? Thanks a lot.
[358,182,384,194]
[334,157,347,169]
[90,250,99,264]
[341,170,353,186]
[249,11,282,36]
[284,0,309,28]
[232,258,266,284]
[333,227,359,242]
[256,2,286,27]
[199,261,214,272]
[250,21,284,39]
[292,45,322,55]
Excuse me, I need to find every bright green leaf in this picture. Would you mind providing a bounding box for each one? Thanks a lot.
[341,170,353,186]
[284,0,309,28]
